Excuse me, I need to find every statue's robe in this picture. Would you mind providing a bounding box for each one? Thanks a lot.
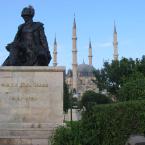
[3,22,51,66]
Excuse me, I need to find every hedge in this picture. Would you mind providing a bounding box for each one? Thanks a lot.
[81,100,145,145]
[50,121,82,145]
[51,100,145,145]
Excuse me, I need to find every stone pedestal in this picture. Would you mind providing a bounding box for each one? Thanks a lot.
[0,66,65,145]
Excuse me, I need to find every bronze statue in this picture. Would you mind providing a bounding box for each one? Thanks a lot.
[3,6,51,66]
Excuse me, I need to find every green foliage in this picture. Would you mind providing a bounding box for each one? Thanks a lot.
[63,83,80,112]
[81,90,112,111]
[118,72,145,101]
[137,55,145,74]
[94,57,145,98]
[63,82,70,113]
[51,121,82,145]
[51,101,145,145]
[81,100,145,145]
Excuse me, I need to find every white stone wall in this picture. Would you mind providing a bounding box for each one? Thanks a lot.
[0,66,65,145]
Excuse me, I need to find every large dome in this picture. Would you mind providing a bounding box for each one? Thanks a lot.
[77,63,96,77]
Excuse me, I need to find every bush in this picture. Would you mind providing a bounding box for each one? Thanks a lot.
[81,100,145,145]
[51,100,145,145]
[81,90,112,111]
[51,121,82,145]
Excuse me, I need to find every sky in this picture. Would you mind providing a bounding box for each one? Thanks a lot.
[0,0,145,70]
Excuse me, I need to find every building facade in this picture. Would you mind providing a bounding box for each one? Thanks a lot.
[65,17,98,97]
[53,18,119,97]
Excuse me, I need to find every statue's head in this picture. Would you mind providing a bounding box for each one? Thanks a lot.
[21,5,35,18]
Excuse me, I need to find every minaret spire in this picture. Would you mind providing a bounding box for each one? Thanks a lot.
[73,13,76,29]
[72,15,78,92]
[88,40,92,65]
[54,34,57,45]
[53,34,57,66]
[114,21,117,33]
[113,21,118,61]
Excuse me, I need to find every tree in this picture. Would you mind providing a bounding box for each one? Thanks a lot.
[137,55,145,75]
[81,90,112,111]
[63,82,71,113]
[118,72,145,101]
[94,57,138,98]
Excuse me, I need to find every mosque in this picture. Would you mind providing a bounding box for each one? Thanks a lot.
[52,17,119,97]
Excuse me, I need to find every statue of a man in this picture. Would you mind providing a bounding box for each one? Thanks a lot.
[3,6,51,66]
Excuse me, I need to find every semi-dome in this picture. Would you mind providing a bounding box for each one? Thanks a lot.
[77,63,96,77]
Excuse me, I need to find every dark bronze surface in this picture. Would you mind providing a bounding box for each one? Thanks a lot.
[3,6,51,66]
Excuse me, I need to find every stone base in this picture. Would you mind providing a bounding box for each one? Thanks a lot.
[0,124,57,145]
[0,136,50,145]
[0,66,65,145]
[0,138,49,145]
[0,123,57,145]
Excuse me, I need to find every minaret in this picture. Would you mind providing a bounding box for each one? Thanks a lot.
[113,21,119,61]
[72,16,78,92]
[88,40,92,65]
[53,35,57,66]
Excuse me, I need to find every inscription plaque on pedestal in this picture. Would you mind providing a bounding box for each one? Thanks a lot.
[0,66,65,145]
